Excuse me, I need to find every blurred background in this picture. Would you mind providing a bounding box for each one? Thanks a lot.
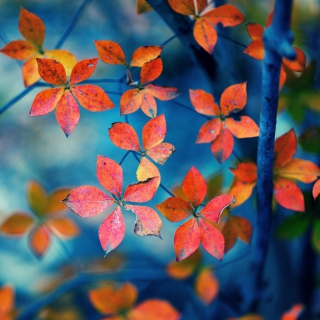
[0,0,320,319]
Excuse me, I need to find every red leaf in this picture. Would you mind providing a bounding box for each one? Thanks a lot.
[71,84,115,111]
[147,142,175,164]
[193,18,218,54]
[182,167,207,208]
[229,180,256,207]
[99,207,125,254]
[199,194,235,223]
[29,226,51,257]
[136,157,160,183]
[55,90,80,137]
[125,205,162,237]
[230,162,258,183]
[226,116,259,138]
[123,177,159,202]
[156,197,193,222]
[0,213,34,236]
[195,268,219,304]
[274,128,297,168]
[94,40,126,65]
[19,8,45,47]
[189,89,220,116]
[130,46,163,67]
[29,88,63,116]
[48,217,79,238]
[196,118,222,143]
[281,304,304,320]
[0,40,36,60]
[129,299,181,320]
[274,177,305,212]
[108,122,141,151]
[313,179,320,200]
[70,58,98,84]
[140,57,163,85]
[246,23,264,40]
[276,158,320,183]
[174,218,201,261]
[167,0,197,15]
[63,186,114,217]
[202,4,245,27]
[36,58,66,85]
[200,219,224,260]
[210,127,234,163]
[220,82,247,116]
[243,39,265,60]
[120,89,143,115]
[142,114,166,150]
[97,156,123,198]
[140,91,157,118]
[144,84,180,100]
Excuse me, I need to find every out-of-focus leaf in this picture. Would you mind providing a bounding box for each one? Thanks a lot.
[0,213,34,236]
[281,303,304,320]
[246,23,264,40]
[46,188,71,213]
[48,218,79,238]
[312,219,320,254]
[206,173,223,200]
[28,181,48,215]
[29,226,51,257]
[230,162,257,183]
[229,180,256,207]
[243,39,264,60]
[282,47,306,72]
[276,213,311,239]
[0,285,14,317]
[313,179,320,200]
[137,0,153,14]
[299,126,320,153]
[195,268,219,304]
[167,0,197,15]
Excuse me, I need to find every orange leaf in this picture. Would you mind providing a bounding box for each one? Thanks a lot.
[167,0,197,15]
[230,162,258,183]
[246,23,264,40]
[274,177,305,212]
[137,0,153,14]
[125,205,162,237]
[128,299,180,320]
[123,177,159,202]
[147,142,175,164]
[19,8,45,47]
[136,157,160,183]
[275,158,320,183]
[202,4,245,27]
[189,89,220,116]
[281,303,304,320]
[210,127,234,163]
[36,58,66,85]
[142,114,166,150]
[108,122,140,151]
[22,55,42,86]
[0,40,36,60]
[130,46,163,67]
[229,180,256,207]
[174,218,201,261]
[195,268,219,304]
[226,116,259,138]
[199,194,235,223]
[46,188,71,214]
[97,156,123,198]
[182,166,207,208]
[29,88,63,116]
[70,58,98,84]
[282,47,306,72]
[48,217,79,238]
[99,207,125,254]
[29,226,51,257]
[200,219,224,260]
[243,39,264,60]
[221,216,252,253]
[63,186,114,217]
[120,89,143,115]
[94,40,126,65]
[156,197,193,222]
[27,180,48,215]
[116,283,138,312]
[274,128,297,168]
[196,118,222,143]
[0,285,14,316]
[193,18,218,54]
[220,82,247,116]
[140,91,157,117]
[313,179,320,199]
[144,84,180,101]
[44,49,77,76]
[166,249,201,279]
[55,90,80,137]
[0,213,33,236]
[71,84,114,111]
[140,57,163,85]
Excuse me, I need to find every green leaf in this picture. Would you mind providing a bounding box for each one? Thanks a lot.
[299,126,320,153]
[276,213,311,239]
[206,172,223,200]
[312,219,320,254]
